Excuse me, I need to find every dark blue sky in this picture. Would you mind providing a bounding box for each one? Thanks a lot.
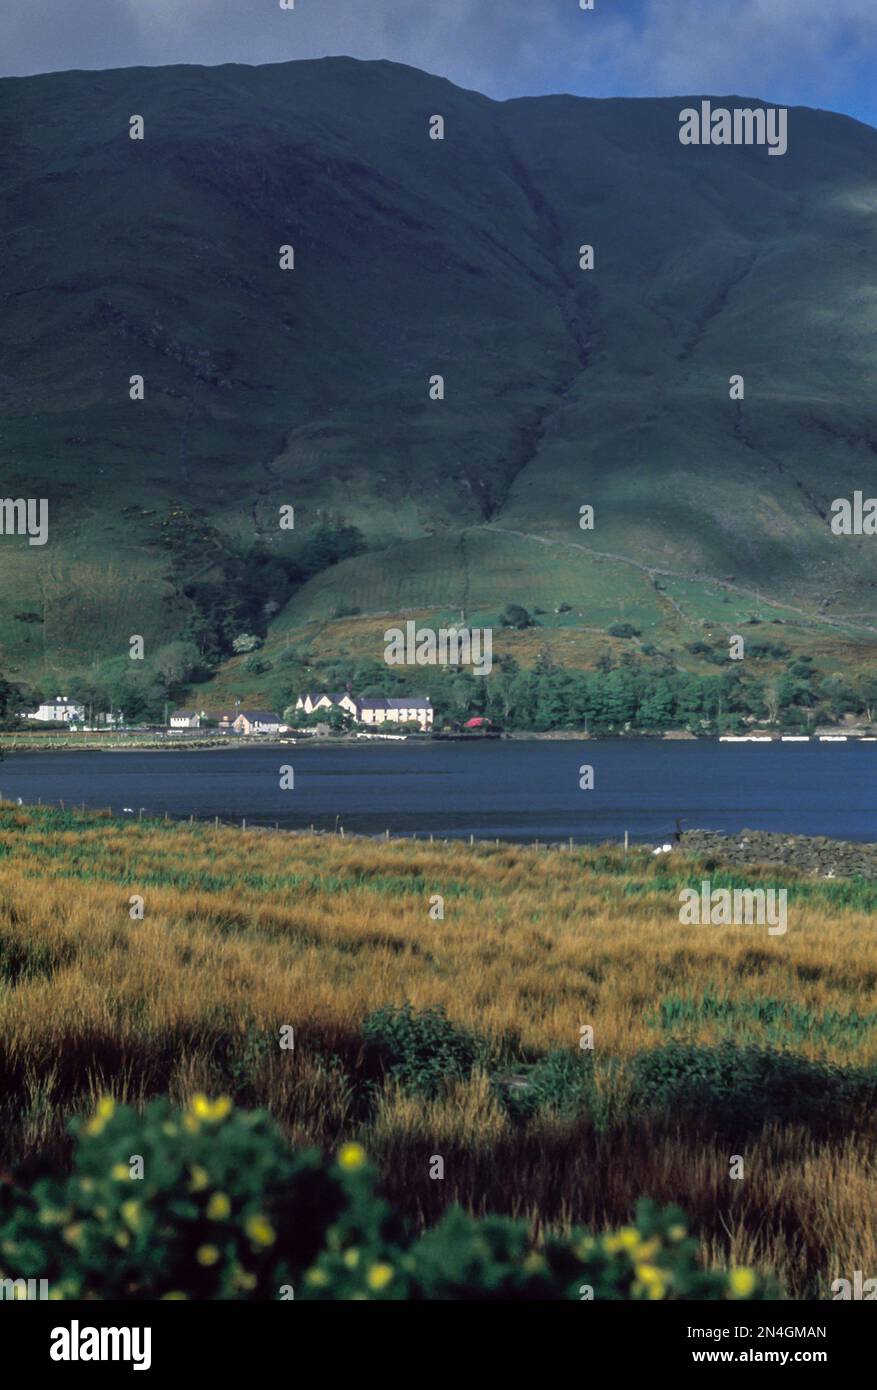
[2,0,875,129]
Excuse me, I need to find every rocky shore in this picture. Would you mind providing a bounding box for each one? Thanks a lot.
[676,828,877,879]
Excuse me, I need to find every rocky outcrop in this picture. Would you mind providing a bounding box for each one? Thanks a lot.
[676,829,877,879]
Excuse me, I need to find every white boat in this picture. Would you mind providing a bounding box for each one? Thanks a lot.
[819,735,847,742]
[781,735,810,742]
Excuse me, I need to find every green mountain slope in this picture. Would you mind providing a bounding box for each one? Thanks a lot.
[1,58,876,704]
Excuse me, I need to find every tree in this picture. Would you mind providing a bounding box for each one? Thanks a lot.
[500,604,534,630]
[638,680,675,728]
[855,673,877,724]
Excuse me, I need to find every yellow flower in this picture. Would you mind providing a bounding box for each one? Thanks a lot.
[183,1114,200,1134]
[634,1266,668,1300]
[231,1266,257,1292]
[162,1292,188,1300]
[84,1097,115,1134]
[604,1227,640,1254]
[245,1214,276,1248]
[111,1164,130,1181]
[207,1192,231,1220]
[522,1253,546,1274]
[729,1267,756,1297]
[338,1142,367,1171]
[367,1263,394,1292]
[633,1238,661,1262]
[63,1224,84,1248]
[668,1224,687,1242]
[121,1200,141,1231]
[343,1249,360,1269]
[188,1165,210,1192]
[190,1094,231,1123]
[196,1245,220,1267]
[38,1207,70,1226]
[305,1268,328,1287]
[115,1230,130,1249]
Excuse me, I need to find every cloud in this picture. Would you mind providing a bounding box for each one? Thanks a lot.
[581,0,877,106]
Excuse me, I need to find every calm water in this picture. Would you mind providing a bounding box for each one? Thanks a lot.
[0,740,875,843]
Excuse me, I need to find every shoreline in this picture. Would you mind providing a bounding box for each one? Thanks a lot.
[1,729,875,754]
[2,797,874,877]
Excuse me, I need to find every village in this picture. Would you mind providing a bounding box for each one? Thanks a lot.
[21,691,436,737]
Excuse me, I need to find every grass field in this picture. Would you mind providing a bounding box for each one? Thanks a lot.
[0,802,875,1298]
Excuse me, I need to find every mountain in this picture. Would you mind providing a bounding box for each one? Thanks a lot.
[1,57,876,705]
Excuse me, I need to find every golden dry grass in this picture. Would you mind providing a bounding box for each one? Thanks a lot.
[1,803,875,1296]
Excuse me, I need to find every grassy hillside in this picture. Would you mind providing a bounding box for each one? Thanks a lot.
[1,59,876,705]
[1,803,876,1296]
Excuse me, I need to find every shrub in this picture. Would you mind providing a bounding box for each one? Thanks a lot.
[302,1197,775,1302]
[495,1050,595,1122]
[608,623,640,638]
[0,1096,351,1300]
[629,1041,877,1133]
[0,1099,774,1301]
[361,1003,484,1098]
[500,604,534,630]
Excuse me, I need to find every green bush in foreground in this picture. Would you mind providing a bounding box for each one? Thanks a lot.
[0,1096,773,1301]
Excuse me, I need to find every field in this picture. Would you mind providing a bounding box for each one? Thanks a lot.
[1,802,875,1298]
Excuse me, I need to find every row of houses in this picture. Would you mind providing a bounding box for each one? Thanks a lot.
[170,710,285,735]
[296,692,434,731]
[26,695,433,737]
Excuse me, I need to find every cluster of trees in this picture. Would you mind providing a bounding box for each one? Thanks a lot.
[300,652,877,734]
[47,642,208,726]
[165,514,366,665]
[464,654,877,732]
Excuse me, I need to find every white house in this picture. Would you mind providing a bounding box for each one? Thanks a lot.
[25,696,85,724]
[233,710,286,736]
[356,697,433,732]
[296,692,358,717]
[169,709,204,729]
[295,691,433,732]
